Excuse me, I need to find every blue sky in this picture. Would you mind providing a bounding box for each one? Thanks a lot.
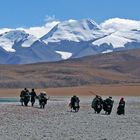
[0,0,140,28]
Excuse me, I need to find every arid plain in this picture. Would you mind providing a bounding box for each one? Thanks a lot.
[1,49,140,97]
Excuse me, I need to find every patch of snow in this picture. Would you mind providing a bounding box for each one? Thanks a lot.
[102,49,113,54]
[115,30,140,41]
[55,51,72,59]
[22,35,38,48]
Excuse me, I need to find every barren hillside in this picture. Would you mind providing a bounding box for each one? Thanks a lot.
[0,49,140,88]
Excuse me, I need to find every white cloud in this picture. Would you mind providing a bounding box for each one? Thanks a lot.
[45,15,58,23]
[0,21,60,38]
[0,28,12,34]
[17,21,59,38]
[0,15,60,38]
[1,18,140,39]
[101,18,140,32]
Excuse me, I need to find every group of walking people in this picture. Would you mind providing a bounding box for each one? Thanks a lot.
[20,88,125,114]
[20,88,49,108]
[92,95,114,115]
[92,95,125,115]
[69,95,125,115]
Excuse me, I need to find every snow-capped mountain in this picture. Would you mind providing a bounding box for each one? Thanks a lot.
[92,18,140,50]
[92,18,140,49]
[0,30,61,64]
[0,18,140,64]
[41,19,106,43]
[0,30,38,52]
[40,19,108,60]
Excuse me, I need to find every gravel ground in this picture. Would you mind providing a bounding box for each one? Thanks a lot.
[0,96,140,140]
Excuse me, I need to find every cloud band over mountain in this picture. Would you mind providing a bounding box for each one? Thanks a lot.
[0,18,140,38]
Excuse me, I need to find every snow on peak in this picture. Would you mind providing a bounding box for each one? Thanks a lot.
[1,30,28,42]
[92,32,132,48]
[41,19,105,43]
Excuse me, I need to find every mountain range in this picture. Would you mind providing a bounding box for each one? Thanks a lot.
[0,18,140,64]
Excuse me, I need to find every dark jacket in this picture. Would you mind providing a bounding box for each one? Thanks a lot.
[30,91,37,98]
[20,90,27,98]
